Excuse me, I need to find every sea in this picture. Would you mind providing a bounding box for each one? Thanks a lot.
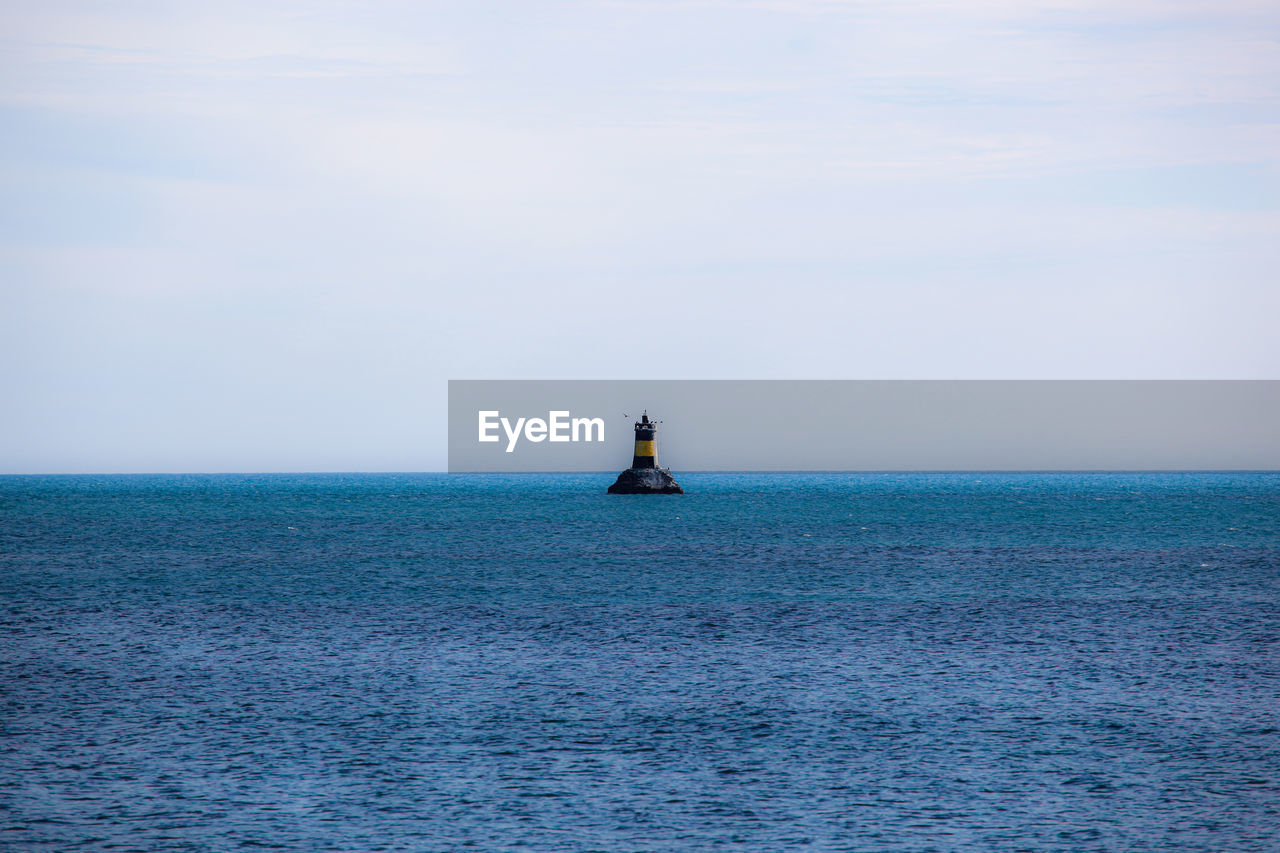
[1,472,1278,851]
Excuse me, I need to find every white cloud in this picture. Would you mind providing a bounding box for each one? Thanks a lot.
[2,0,1278,469]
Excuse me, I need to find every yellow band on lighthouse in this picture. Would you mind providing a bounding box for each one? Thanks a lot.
[633,440,656,457]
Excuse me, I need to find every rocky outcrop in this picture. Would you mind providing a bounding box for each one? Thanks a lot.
[607,467,684,494]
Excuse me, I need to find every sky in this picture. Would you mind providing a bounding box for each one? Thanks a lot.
[2,0,1278,472]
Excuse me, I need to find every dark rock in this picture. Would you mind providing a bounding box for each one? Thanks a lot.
[607,467,684,494]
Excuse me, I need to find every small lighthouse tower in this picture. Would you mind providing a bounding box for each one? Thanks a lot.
[631,412,658,469]
[607,411,684,494]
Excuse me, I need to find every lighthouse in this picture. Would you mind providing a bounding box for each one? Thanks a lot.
[631,412,658,468]
[608,411,684,494]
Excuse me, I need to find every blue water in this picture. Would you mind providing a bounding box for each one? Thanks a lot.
[2,472,1278,851]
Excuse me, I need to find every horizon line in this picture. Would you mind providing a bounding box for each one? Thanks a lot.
[4,469,1280,477]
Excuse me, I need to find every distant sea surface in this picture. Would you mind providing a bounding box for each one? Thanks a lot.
[2,472,1278,852]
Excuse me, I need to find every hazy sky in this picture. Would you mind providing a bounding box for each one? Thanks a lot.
[3,1,1278,472]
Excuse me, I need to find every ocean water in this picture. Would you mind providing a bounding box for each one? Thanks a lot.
[1,472,1278,851]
